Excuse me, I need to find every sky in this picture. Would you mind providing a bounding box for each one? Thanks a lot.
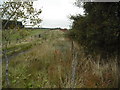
[33,0,84,29]
[0,0,84,29]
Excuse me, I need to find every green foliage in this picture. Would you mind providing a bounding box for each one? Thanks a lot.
[2,29,48,58]
[2,30,71,88]
[1,1,42,28]
[69,2,120,59]
[2,30,118,88]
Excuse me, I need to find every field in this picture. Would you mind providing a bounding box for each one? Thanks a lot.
[2,29,119,88]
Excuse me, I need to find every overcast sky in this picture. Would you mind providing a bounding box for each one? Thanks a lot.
[33,0,84,29]
[1,0,84,29]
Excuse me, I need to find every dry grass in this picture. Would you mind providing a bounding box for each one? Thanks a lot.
[2,30,119,88]
[75,54,119,88]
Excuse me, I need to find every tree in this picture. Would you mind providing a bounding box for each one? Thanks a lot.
[1,1,42,29]
[69,2,120,59]
[1,1,42,87]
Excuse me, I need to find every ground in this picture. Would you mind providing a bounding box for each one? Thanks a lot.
[2,29,118,88]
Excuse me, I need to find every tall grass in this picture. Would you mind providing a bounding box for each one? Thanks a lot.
[2,30,119,88]
[75,54,119,88]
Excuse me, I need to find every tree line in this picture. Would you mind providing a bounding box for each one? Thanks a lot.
[69,2,120,60]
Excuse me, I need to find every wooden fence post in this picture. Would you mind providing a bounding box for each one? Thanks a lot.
[71,40,78,88]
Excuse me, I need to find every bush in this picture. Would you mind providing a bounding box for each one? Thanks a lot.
[69,2,120,60]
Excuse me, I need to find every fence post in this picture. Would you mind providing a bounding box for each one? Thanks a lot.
[71,40,78,88]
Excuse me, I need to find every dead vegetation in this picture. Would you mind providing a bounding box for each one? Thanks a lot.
[2,30,119,88]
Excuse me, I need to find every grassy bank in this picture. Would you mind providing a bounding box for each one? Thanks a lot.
[2,29,49,58]
[2,29,119,88]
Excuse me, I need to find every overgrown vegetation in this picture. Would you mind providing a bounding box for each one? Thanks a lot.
[2,30,119,88]
[67,2,119,88]
[2,29,46,58]
[2,1,119,88]
[68,2,120,60]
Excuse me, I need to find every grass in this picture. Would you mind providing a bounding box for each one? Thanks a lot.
[2,29,46,41]
[3,43,32,58]
[2,29,49,58]
[2,29,119,88]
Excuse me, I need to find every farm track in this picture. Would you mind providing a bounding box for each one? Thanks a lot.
[2,30,49,60]
[6,30,73,60]
[2,30,119,88]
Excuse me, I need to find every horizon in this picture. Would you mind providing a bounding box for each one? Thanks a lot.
[33,0,84,29]
[1,0,84,29]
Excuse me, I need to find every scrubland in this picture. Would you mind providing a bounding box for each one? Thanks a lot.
[2,29,119,88]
